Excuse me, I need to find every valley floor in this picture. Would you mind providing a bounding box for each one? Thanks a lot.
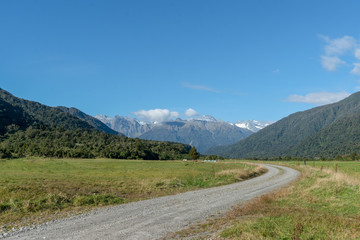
[170,161,360,240]
[2,164,297,240]
[0,158,263,235]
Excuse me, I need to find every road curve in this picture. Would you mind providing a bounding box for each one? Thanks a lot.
[5,164,299,240]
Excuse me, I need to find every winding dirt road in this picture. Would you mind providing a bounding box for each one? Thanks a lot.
[5,164,299,240]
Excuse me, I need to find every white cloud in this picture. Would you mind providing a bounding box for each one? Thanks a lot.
[286,91,351,106]
[321,56,346,71]
[320,35,360,74]
[182,82,219,92]
[185,108,199,117]
[133,109,179,123]
[321,35,357,56]
[355,49,360,60]
[351,63,360,76]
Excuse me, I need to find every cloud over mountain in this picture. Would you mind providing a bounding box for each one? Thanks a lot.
[133,109,179,123]
[185,108,199,117]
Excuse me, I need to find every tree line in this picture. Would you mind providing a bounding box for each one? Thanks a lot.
[0,124,192,160]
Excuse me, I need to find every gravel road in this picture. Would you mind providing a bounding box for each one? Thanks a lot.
[4,164,299,240]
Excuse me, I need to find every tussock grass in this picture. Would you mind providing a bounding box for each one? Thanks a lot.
[170,161,360,240]
[0,158,263,232]
[321,167,359,186]
[216,165,267,181]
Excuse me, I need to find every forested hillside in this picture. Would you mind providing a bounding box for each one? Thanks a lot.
[57,106,120,135]
[0,89,95,132]
[0,98,33,134]
[208,92,360,159]
[288,112,360,158]
[0,89,191,160]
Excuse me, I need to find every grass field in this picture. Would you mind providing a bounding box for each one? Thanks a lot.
[172,161,360,239]
[0,158,264,232]
[290,160,360,178]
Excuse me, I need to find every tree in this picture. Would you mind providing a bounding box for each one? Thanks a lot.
[189,147,199,160]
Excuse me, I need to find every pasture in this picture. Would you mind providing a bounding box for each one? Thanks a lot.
[172,161,360,239]
[0,158,261,231]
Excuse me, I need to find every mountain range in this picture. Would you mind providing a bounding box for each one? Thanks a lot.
[95,115,272,153]
[3,87,360,159]
[139,119,253,153]
[207,91,360,159]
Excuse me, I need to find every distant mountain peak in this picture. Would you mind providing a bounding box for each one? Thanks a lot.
[235,120,273,132]
[95,115,154,138]
[195,115,217,122]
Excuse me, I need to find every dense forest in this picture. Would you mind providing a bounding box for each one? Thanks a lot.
[287,113,360,159]
[0,125,190,159]
[0,89,191,160]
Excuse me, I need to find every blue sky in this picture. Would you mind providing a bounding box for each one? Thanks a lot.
[1,0,360,123]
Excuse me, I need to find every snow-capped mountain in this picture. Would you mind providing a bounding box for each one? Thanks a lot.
[139,118,253,153]
[195,115,218,122]
[95,114,274,153]
[235,120,274,132]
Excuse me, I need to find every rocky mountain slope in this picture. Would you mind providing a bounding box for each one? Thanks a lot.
[139,119,253,153]
[96,115,272,153]
[95,115,152,137]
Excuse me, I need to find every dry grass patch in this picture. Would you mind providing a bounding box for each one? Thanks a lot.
[321,167,360,186]
[216,165,267,181]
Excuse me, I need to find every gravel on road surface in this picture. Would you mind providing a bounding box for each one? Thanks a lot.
[4,164,299,240]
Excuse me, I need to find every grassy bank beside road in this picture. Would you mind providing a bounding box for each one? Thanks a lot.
[172,161,360,239]
[0,158,265,232]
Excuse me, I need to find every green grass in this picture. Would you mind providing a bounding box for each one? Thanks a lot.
[0,158,259,230]
[220,161,360,239]
[290,160,360,178]
[169,160,360,239]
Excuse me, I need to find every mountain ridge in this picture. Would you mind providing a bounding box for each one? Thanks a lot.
[95,115,153,138]
[0,89,94,132]
[207,91,360,158]
[0,88,120,135]
[57,106,120,135]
